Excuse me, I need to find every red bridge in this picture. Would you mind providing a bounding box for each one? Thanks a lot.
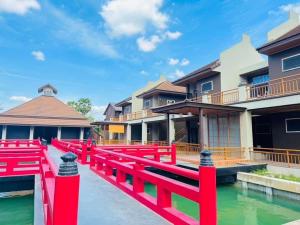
[0,139,217,225]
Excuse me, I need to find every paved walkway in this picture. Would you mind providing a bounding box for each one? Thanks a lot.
[47,146,170,225]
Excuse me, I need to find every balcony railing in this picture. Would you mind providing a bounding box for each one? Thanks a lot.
[188,74,300,105]
[246,74,300,100]
[189,89,240,105]
[107,109,164,122]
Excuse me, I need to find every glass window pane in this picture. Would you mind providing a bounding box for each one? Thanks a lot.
[283,55,300,71]
[201,81,213,92]
[286,119,300,132]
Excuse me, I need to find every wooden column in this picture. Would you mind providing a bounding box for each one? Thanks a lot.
[198,108,204,151]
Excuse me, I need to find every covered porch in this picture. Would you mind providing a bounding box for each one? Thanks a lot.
[250,104,300,168]
[153,100,248,167]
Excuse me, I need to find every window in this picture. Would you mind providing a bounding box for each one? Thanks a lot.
[143,99,152,109]
[286,118,300,133]
[282,54,300,72]
[201,81,213,93]
[167,100,175,105]
[249,74,269,85]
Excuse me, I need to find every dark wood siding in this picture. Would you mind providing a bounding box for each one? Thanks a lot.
[187,74,221,96]
[269,46,300,79]
[271,112,300,149]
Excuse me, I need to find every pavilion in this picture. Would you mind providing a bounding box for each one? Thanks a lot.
[0,84,91,143]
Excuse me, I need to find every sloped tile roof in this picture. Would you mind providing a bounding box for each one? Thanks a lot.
[0,95,90,127]
[137,81,186,98]
[173,59,220,85]
[257,25,300,54]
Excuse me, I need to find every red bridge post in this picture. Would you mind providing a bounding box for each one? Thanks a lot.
[171,143,176,164]
[199,150,217,225]
[53,153,80,225]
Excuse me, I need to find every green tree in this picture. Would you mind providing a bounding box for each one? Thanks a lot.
[67,98,92,116]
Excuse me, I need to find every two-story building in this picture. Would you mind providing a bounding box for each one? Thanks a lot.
[97,11,300,167]
[152,11,300,166]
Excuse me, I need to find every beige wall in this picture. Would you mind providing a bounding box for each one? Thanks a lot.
[216,34,265,92]
[268,11,300,42]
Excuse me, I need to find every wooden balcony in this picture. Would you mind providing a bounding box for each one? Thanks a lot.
[246,74,300,100]
[107,109,163,122]
[188,74,300,105]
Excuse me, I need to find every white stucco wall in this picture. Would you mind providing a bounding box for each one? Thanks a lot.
[216,34,266,92]
[268,11,300,42]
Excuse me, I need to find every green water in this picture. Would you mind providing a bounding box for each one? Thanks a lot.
[0,195,34,225]
[145,184,300,225]
[0,186,299,225]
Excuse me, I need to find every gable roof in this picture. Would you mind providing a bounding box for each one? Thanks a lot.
[258,25,300,55]
[137,81,186,98]
[115,97,132,107]
[0,95,90,127]
[173,60,220,86]
[103,103,122,115]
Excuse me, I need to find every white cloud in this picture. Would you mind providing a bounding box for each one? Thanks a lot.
[168,58,190,66]
[269,3,300,16]
[47,3,118,58]
[180,58,190,66]
[279,3,300,14]
[137,30,182,52]
[10,96,32,102]
[168,69,185,80]
[31,50,45,61]
[100,0,181,52]
[88,105,106,120]
[168,58,179,65]
[137,35,162,52]
[0,0,40,15]
[140,70,148,76]
[165,31,182,40]
[100,0,168,37]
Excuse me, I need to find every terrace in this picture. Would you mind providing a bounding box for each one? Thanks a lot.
[188,73,300,105]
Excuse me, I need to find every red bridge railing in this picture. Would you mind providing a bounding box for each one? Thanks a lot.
[90,149,217,225]
[0,139,80,225]
[51,139,217,225]
[52,138,176,165]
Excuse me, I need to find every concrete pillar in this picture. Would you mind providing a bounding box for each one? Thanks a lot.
[80,128,84,140]
[1,125,7,140]
[168,116,175,144]
[109,132,113,140]
[142,121,147,144]
[198,109,205,151]
[29,126,34,140]
[238,84,248,102]
[202,115,209,147]
[57,127,62,140]
[126,124,131,144]
[240,111,253,159]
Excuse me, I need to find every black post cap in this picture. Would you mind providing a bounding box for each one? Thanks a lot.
[58,152,78,176]
[41,139,47,146]
[200,150,214,166]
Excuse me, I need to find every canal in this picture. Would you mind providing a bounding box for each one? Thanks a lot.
[0,195,33,225]
[0,185,299,225]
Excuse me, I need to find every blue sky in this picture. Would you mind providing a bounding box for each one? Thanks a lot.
[0,0,299,119]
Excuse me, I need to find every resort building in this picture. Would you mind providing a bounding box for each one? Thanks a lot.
[0,84,91,143]
[96,11,300,166]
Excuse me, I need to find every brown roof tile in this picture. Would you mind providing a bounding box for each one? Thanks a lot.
[0,95,90,127]
[137,81,186,98]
